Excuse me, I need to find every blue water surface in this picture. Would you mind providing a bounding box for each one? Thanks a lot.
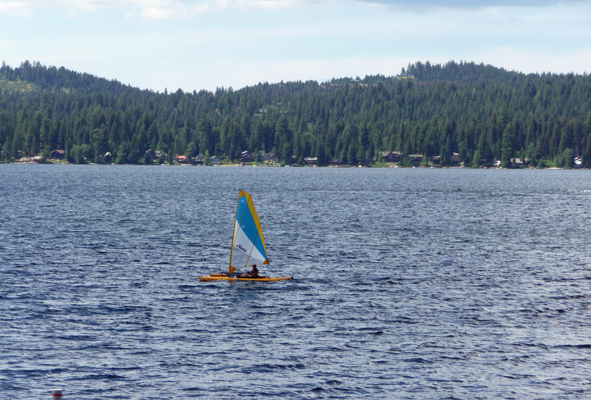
[1,164,590,399]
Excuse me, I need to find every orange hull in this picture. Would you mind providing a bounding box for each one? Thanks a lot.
[199,275,293,282]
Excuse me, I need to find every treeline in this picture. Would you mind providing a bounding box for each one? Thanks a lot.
[1,60,591,167]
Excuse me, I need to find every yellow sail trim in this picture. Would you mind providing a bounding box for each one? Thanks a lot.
[241,190,268,257]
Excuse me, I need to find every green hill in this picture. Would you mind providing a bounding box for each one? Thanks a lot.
[1,60,590,167]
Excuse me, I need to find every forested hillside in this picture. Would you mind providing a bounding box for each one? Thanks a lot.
[1,60,590,167]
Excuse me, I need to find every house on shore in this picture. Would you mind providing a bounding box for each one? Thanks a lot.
[176,155,188,164]
[407,154,423,165]
[304,157,318,166]
[241,151,253,162]
[511,157,530,167]
[382,151,402,163]
[430,153,462,166]
[192,153,205,165]
[50,149,65,160]
[258,151,277,163]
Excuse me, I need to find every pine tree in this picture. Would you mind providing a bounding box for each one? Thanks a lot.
[472,150,481,168]
[561,148,574,169]
[501,124,514,168]
[204,149,212,166]
[583,133,591,168]
[316,137,327,166]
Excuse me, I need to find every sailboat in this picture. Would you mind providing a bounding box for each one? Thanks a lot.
[199,190,293,282]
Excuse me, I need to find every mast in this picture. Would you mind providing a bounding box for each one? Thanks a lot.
[228,190,242,273]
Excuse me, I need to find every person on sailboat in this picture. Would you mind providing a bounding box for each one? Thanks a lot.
[222,264,259,278]
[240,264,260,278]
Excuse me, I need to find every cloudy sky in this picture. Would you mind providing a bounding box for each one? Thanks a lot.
[1,0,590,92]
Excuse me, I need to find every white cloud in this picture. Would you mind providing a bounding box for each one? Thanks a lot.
[354,0,588,9]
[0,0,310,18]
[0,1,33,16]
[4,0,588,20]
[129,0,228,19]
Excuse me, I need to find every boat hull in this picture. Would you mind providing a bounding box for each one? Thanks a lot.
[199,275,293,282]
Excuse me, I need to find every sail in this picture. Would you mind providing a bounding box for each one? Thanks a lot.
[229,190,270,273]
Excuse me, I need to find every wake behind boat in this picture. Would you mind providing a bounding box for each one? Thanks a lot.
[199,190,293,282]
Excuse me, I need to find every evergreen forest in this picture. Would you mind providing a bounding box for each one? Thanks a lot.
[1,60,591,168]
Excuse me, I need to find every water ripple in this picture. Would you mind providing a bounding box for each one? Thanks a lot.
[1,165,591,398]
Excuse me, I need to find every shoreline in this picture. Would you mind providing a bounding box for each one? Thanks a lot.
[2,160,585,170]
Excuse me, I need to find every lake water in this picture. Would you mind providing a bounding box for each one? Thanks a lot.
[1,165,591,399]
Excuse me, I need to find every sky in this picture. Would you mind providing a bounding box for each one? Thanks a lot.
[0,0,590,92]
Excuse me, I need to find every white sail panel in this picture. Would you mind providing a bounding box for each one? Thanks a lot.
[231,226,268,267]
